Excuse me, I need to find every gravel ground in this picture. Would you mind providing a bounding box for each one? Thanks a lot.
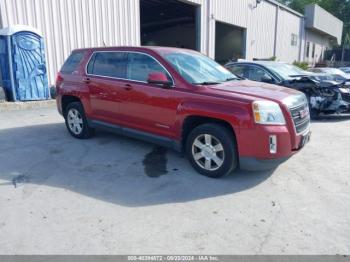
[0,106,349,255]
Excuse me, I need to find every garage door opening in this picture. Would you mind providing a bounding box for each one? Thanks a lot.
[140,0,200,50]
[215,21,245,64]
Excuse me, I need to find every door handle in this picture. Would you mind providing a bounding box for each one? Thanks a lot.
[83,77,91,84]
[124,84,133,91]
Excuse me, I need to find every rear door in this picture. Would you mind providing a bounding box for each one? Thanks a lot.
[85,51,127,124]
[118,52,179,138]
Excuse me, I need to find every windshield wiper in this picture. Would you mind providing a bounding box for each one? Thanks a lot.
[193,81,221,85]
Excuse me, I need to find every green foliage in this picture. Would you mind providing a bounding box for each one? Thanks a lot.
[293,61,309,70]
[276,0,350,46]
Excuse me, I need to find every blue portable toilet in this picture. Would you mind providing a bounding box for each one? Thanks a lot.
[0,25,50,101]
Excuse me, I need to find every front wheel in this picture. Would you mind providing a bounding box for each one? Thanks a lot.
[186,123,238,178]
[64,102,94,139]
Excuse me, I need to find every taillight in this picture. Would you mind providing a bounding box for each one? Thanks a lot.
[56,73,63,90]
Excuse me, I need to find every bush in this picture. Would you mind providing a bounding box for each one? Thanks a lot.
[293,61,309,70]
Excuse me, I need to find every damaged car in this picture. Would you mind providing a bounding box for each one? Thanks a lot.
[225,61,350,118]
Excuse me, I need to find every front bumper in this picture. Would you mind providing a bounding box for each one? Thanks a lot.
[236,124,311,171]
[239,156,290,171]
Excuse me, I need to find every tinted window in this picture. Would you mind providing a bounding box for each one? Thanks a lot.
[248,66,274,82]
[127,53,170,82]
[291,34,298,46]
[61,51,85,74]
[306,42,310,58]
[312,43,316,58]
[227,65,246,78]
[88,52,127,78]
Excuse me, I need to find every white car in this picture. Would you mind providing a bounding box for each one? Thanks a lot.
[309,67,350,81]
[339,67,350,74]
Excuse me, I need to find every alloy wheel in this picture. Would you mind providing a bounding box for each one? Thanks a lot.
[67,108,83,135]
[191,134,225,171]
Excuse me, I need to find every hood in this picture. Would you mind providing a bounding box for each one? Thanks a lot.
[205,80,301,102]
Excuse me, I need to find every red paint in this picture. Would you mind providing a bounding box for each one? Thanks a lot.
[56,46,309,163]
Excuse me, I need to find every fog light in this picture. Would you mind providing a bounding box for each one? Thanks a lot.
[269,135,277,154]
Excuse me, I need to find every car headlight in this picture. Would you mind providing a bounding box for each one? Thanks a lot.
[339,87,350,93]
[252,101,286,125]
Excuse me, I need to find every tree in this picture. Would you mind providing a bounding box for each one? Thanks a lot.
[277,0,350,46]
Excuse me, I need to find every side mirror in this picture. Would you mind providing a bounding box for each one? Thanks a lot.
[147,72,172,87]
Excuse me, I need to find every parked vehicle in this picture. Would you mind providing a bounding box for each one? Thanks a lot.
[56,47,310,178]
[225,61,350,118]
[339,67,350,74]
[308,67,350,81]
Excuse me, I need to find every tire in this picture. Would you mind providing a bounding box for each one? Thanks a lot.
[0,86,7,102]
[186,123,238,178]
[50,85,57,99]
[309,108,320,120]
[64,102,94,139]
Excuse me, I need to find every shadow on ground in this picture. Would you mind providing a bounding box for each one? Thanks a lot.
[0,123,275,207]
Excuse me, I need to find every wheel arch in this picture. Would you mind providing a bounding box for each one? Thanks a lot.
[61,95,82,116]
[181,115,237,151]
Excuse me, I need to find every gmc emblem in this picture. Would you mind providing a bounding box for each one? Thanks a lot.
[299,108,309,118]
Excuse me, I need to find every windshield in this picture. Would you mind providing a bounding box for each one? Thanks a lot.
[163,51,237,85]
[263,63,307,80]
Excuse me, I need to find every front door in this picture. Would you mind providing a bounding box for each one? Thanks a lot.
[118,52,179,138]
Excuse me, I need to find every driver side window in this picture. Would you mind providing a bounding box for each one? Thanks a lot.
[248,66,274,83]
[127,53,171,83]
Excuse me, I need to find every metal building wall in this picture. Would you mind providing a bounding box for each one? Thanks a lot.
[209,0,303,63]
[0,0,306,84]
[0,0,140,84]
[275,7,303,63]
[305,29,332,65]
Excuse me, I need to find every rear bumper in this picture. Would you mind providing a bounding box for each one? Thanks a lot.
[56,95,63,116]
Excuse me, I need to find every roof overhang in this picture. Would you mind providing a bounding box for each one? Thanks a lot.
[304,4,343,45]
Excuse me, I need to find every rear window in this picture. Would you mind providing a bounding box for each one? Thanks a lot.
[87,52,127,78]
[61,51,85,74]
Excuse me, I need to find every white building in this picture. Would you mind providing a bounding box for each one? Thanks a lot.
[0,0,343,84]
[304,4,343,66]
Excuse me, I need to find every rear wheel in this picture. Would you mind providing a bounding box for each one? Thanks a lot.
[64,102,94,139]
[186,123,238,178]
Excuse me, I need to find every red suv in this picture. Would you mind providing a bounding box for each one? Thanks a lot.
[56,47,310,178]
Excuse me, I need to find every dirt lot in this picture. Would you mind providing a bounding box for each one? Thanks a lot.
[0,106,349,254]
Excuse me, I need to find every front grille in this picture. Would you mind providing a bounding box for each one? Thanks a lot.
[289,103,310,134]
[341,93,350,103]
